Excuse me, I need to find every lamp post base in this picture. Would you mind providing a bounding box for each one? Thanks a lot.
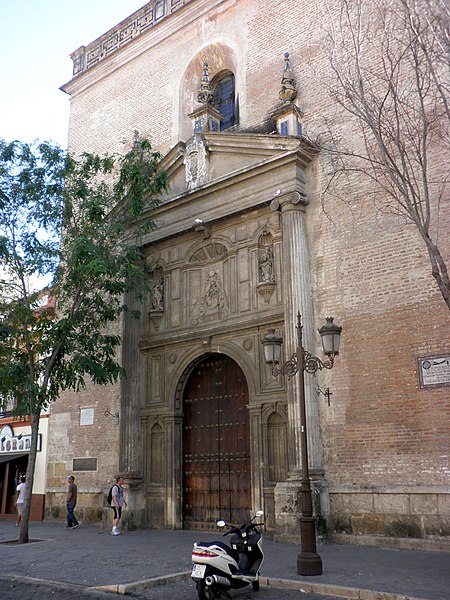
[297,551,323,576]
[298,512,322,576]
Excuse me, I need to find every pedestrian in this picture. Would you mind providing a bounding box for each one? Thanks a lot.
[111,476,127,535]
[66,475,79,529]
[15,475,26,527]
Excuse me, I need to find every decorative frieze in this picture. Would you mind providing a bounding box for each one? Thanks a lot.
[71,0,192,76]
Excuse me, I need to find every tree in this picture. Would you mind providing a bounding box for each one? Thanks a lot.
[313,0,449,308]
[0,136,167,542]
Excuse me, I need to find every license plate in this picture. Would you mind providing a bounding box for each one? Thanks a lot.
[191,563,206,578]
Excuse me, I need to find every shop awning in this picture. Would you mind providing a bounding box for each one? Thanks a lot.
[0,452,29,464]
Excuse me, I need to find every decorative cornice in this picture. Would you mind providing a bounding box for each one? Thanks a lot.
[61,0,229,96]
[139,311,285,350]
[270,102,303,122]
[70,0,192,77]
[145,149,308,239]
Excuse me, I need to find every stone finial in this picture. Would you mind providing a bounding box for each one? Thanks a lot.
[197,62,214,105]
[133,129,140,150]
[279,52,297,103]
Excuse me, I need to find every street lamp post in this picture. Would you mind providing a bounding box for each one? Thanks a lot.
[262,312,342,576]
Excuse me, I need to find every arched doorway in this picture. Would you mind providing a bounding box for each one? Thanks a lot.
[183,353,250,529]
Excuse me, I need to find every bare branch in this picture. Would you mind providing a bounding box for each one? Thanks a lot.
[311,0,449,308]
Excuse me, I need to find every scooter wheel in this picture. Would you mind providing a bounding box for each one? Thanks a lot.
[252,580,260,592]
[196,580,218,600]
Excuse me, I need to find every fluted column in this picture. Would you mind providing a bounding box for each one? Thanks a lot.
[271,192,321,472]
[120,291,144,482]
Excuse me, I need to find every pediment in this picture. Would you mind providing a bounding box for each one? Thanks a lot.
[158,132,314,200]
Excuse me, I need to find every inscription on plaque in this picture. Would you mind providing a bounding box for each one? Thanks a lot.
[73,457,98,472]
[418,355,450,388]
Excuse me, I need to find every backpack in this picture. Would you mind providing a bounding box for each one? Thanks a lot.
[106,486,114,505]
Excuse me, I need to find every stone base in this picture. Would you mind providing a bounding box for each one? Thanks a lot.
[273,480,301,543]
[101,506,147,531]
[273,474,329,544]
[101,481,148,531]
[329,487,450,547]
[45,490,105,526]
[332,532,450,553]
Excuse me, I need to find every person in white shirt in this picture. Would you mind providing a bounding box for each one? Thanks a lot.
[15,475,26,527]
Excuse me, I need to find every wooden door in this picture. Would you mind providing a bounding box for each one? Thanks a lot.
[183,354,250,529]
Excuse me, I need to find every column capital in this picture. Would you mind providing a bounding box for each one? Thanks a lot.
[270,191,308,212]
[121,472,144,488]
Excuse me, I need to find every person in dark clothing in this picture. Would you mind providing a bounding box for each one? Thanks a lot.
[66,475,79,529]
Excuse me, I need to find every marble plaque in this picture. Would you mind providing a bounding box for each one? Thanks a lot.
[418,355,450,388]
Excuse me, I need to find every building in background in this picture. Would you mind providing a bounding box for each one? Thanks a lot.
[0,291,55,521]
[45,0,449,549]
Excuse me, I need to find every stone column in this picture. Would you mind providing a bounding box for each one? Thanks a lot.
[271,191,321,472]
[271,191,324,542]
[119,291,145,528]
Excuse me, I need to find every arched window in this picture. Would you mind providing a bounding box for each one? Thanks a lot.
[212,73,236,131]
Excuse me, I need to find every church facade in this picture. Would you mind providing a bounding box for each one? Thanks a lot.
[45,0,449,550]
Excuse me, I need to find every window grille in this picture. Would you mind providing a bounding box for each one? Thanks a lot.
[212,74,236,131]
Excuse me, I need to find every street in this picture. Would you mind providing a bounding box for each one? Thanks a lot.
[1,521,448,600]
[0,576,113,600]
[0,575,342,600]
[130,579,341,599]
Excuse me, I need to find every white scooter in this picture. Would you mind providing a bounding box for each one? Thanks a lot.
[191,511,264,599]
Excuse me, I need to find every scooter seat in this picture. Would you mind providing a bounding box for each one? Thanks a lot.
[196,541,239,563]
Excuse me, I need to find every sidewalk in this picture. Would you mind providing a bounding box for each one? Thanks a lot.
[0,520,448,600]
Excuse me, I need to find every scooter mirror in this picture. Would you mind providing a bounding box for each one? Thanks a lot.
[255,510,264,518]
[217,520,226,528]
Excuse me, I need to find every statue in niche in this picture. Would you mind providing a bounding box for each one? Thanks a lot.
[259,247,275,283]
[204,270,224,309]
[192,270,227,324]
[150,274,164,312]
[184,135,208,191]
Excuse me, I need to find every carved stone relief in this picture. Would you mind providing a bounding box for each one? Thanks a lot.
[191,269,228,325]
[243,337,253,351]
[189,242,227,263]
[149,269,164,313]
[184,135,209,191]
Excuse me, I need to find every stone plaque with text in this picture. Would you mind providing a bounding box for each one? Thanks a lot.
[418,355,450,388]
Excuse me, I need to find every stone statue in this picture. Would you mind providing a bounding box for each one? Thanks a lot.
[259,247,275,283]
[150,277,164,312]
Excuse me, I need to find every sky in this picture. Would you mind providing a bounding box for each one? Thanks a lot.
[0,1,147,149]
